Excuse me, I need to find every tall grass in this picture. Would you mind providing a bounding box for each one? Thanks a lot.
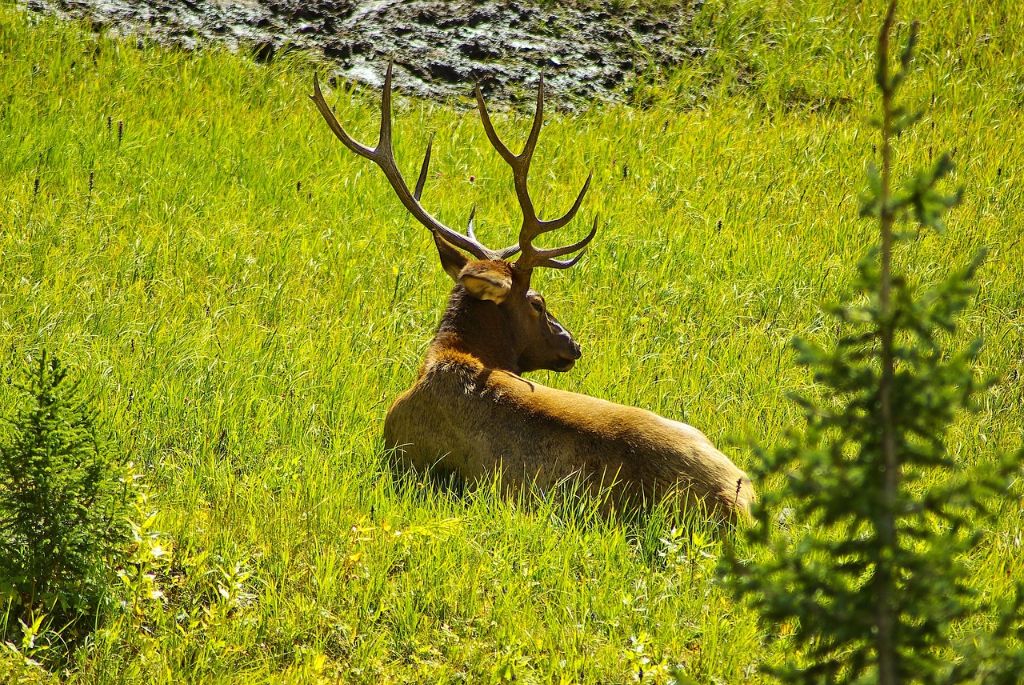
[1,2,1021,681]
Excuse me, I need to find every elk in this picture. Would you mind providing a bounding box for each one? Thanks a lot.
[310,64,754,521]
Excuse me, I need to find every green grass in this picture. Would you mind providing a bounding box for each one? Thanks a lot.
[1,1,1022,682]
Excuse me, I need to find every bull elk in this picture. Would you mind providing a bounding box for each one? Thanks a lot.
[310,64,754,521]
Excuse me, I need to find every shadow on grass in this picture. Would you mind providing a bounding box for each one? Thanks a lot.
[382,446,734,570]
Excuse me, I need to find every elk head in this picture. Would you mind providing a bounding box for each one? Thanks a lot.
[310,64,596,374]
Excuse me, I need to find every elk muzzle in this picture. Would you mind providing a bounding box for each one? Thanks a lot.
[548,320,582,371]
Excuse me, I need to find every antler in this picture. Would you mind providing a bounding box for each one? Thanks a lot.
[474,76,597,271]
[310,63,519,261]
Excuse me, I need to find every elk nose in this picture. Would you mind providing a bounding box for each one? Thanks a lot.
[569,339,582,359]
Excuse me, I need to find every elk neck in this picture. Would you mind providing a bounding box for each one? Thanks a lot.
[426,286,522,374]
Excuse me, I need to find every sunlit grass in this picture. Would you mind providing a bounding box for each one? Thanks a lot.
[1,2,1021,682]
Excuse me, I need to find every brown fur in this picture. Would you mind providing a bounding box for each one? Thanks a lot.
[384,259,755,522]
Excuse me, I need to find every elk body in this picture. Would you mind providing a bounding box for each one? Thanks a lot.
[310,66,754,521]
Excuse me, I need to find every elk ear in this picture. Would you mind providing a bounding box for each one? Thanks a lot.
[459,262,512,304]
[433,233,469,281]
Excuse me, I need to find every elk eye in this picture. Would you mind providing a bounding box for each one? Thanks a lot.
[530,298,544,313]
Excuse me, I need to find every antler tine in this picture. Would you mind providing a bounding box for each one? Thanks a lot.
[474,80,541,224]
[474,84,517,165]
[496,244,522,260]
[538,251,587,270]
[529,215,598,261]
[535,171,592,234]
[310,73,375,158]
[413,132,434,201]
[379,61,394,151]
[474,76,595,272]
[465,205,477,240]
[466,205,521,259]
[311,64,504,262]
[522,73,544,162]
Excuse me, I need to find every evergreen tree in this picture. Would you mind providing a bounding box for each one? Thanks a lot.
[723,2,1024,682]
[0,351,129,627]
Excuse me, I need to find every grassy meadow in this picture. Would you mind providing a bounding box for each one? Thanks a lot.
[1,0,1022,681]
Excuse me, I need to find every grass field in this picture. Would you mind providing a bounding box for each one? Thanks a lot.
[1,1,1022,682]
